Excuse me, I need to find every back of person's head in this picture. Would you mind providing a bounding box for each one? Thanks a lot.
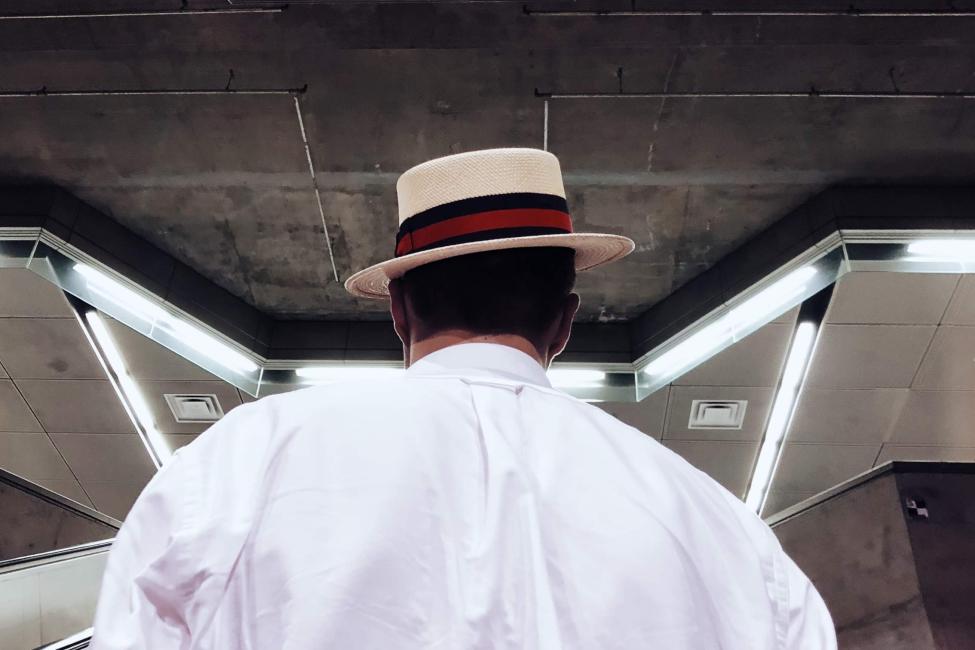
[399,247,576,348]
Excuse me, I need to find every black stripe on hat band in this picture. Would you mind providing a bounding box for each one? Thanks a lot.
[404,226,573,255]
[397,192,569,239]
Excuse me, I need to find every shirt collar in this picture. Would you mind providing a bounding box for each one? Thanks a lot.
[407,343,552,388]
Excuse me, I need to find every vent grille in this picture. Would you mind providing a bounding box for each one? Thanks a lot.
[164,394,224,423]
[688,399,748,430]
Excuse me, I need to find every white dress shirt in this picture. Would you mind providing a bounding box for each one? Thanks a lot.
[91,343,836,649]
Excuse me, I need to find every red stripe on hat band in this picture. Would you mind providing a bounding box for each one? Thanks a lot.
[395,208,573,257]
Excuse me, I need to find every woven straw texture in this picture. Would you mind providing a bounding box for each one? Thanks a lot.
[396,148,566,221]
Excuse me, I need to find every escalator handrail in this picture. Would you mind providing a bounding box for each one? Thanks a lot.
[0,538,113,574]
[35,626,93,650]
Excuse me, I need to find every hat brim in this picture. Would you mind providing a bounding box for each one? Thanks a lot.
[344,232,635,299]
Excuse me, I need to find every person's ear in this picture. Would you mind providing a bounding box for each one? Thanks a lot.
[388,279,412,365]
[547,292,580,364]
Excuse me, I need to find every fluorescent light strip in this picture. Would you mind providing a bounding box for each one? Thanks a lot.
[645,266,817,379]
[745,321,818,513]
[85,311,171,466]
[74,263,258,374]
[905,239,975,262]
[547,368,607,388]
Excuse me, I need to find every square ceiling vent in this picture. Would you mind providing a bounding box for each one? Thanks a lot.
[688,399,748,430]
[164,394,225,423]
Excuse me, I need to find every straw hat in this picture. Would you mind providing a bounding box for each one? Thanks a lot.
[344,148,635,299]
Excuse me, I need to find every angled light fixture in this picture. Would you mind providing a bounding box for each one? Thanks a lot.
[84,311,171,467]
[74,262,258,374]
[904,239,975,262]
[644,266,818,380]
[74,263,167,323]
[546,367,607,388]
[745,320,818,513]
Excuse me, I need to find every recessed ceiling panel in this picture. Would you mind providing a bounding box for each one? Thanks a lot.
[771,442,880,495]
[0,269,74,318]
[889,390,975,447]
[0,379,43,432]
[16,380,134,434]
[662,440,758,498]
[805,324,935,389]
[912,327,975,390]
[827,272,959,325]
[0,319,104,380]
[789,388,908,445]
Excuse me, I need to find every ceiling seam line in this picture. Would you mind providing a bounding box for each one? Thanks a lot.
[0,8,284,20]
[293,94,341,283]
[535,90,975,100]
[0,87,305,98]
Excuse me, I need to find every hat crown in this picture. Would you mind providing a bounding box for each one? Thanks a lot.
[396,148,566,223]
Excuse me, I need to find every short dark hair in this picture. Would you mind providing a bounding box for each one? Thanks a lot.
[400,247,576,345]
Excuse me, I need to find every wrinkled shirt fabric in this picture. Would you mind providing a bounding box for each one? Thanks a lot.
[91,343,836,650]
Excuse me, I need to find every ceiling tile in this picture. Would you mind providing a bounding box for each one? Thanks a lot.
[771,442,880,494]
[664,386,773,441]
[805,325,935,389]
[49,433,155,485]
[0,432,76,483]
[889,390,975,446]
[138,380,243,434]
[0,380,42,432]
[943,275,975,325]
[0,318,104,379]
[0,269,74,318]
[675,323,792,387]
[0,359,7,379]
[876,444,975,464]
[598,387,668,439]
[82,481,148,520]
[105,319,219,381]
[761,490,818,518]
[163,434,199,451]
[827,272,958,325]
[17,380,133,434]
[663,440,758,498]
[788,388,909,444]
[912,327,975,390]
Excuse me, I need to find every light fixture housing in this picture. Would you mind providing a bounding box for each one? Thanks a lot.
[84,311,171,466]
[745,320,819,513]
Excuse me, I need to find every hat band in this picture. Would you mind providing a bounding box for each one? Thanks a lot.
[395,193,572,257]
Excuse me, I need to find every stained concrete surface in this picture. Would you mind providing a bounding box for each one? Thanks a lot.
[772,463,975,649]
[3,2,975,320]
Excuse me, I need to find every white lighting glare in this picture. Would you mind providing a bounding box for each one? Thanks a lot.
[74,263,258,374]
[645,266,818,379]
[547,368,607,388]
[745,321,818,513]
[161,319,259,373]
[296,366,404,383]
[85,311,171,465]
[74,263,167,323]
[905,239,975,262]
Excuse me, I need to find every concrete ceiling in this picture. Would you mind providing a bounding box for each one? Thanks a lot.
[3,1,975,322]
[4,266,974,521]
